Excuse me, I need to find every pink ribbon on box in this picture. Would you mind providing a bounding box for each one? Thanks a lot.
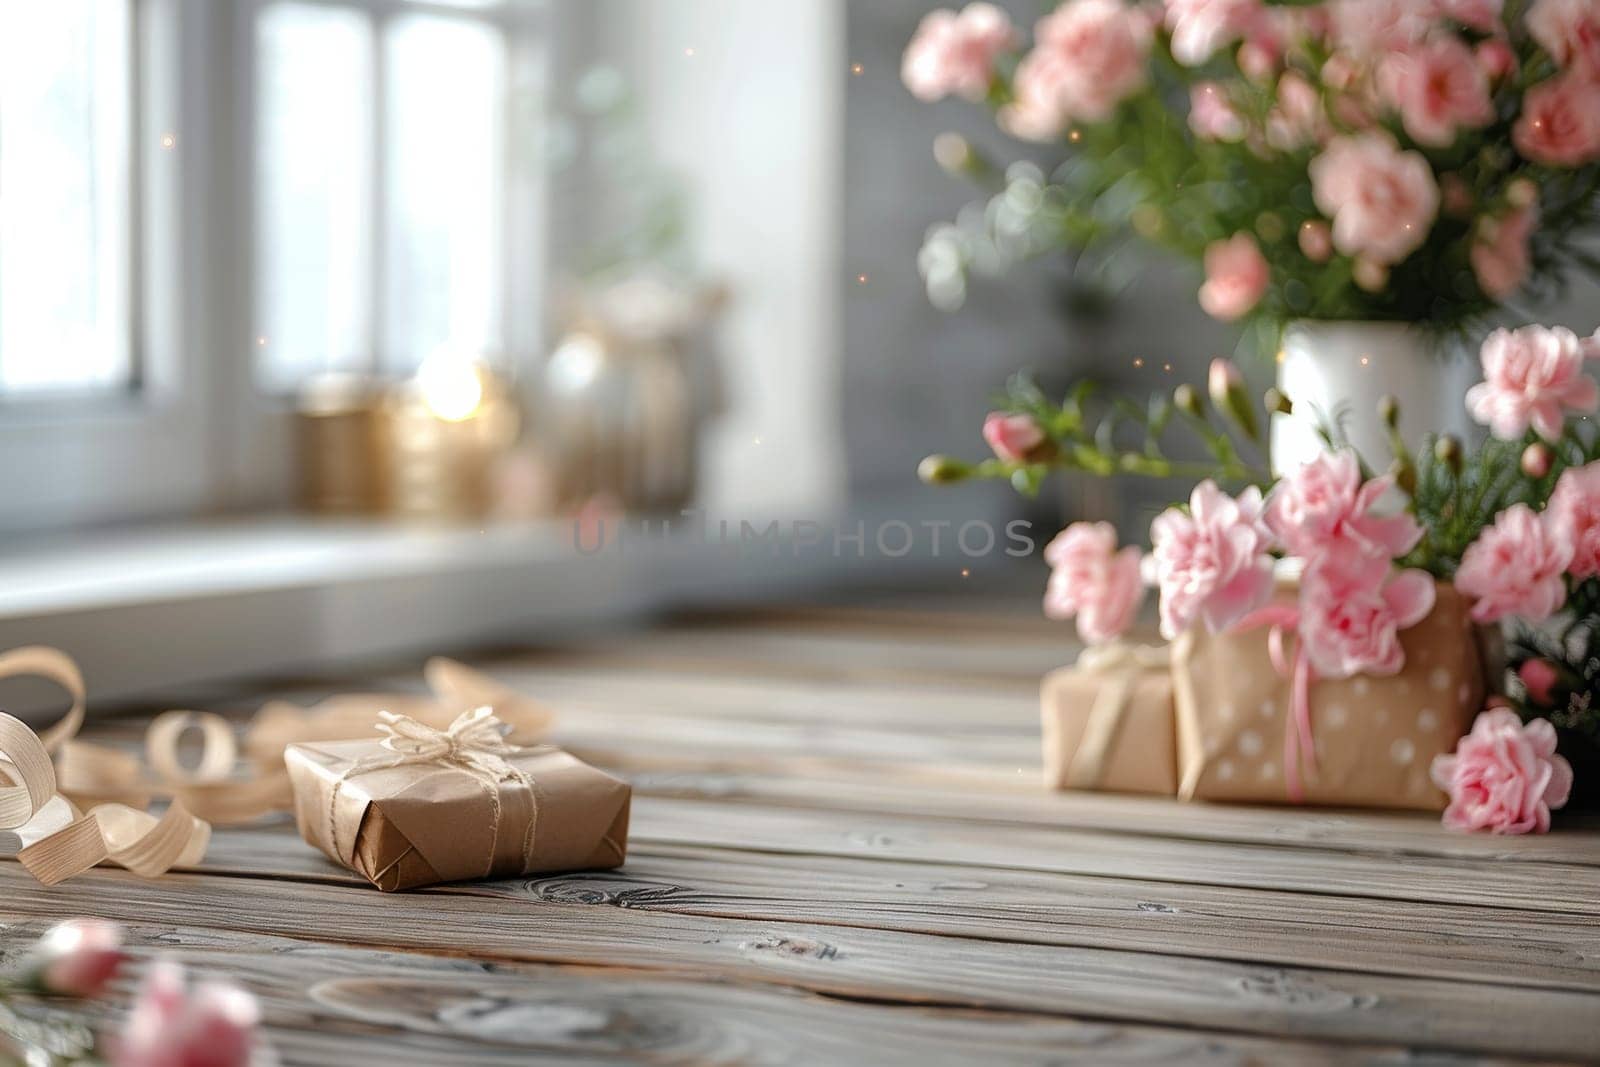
[1232,604,1319,803]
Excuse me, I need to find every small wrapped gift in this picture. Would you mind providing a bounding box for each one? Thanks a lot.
[1171,582,1484,811]
[1041,644,1177,795]
[285,708,629,891]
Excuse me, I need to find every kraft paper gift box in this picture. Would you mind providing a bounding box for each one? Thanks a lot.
[1041,645,1177,795]
[1171,583,1484,811]
[286,735,630,891]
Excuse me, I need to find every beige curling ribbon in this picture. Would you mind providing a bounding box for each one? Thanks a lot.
[0,647,209,886]
[51,655,555,828]
[1063,642,1170,790]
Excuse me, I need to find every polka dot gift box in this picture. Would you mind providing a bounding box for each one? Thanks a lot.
[1171,583,1488,811]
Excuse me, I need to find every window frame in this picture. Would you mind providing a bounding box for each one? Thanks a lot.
[0,0,553,532]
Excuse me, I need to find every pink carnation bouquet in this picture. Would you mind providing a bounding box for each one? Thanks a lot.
[927,322,1600,830]
[906,0,1600,335]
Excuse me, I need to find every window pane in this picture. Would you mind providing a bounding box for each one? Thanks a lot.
[254,2,374,391]
[0,0,130,394]
[384,16,504,374]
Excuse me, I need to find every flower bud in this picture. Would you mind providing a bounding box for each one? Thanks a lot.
[1353,256,1389,293]
[932,132,973,175]
[1434,434,1464,474]
[1521,442,1554,479]
[981,411,1056,463]
[1263,387,1292,415]
[1378,394,1400,430]
[1297,220,1332,263]
[1518,658,1560,706]
[917,455,971,484]
[1173,383,1203,418]
[1207,358,1258,440]
[1507,177,1538,210]
[1388,456,1417,496]
[22,919,127,998]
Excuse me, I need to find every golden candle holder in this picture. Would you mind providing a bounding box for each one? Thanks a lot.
[380,359,520,520]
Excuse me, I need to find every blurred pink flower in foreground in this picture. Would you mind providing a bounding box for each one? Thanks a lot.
[1465,324,1598,441]
[1197,233,1268,321]
[1265,450,1422,563]
[1471,202,1537,300]
[1150,480,1274,639]
[1455,503,1572,623]
[1309,133,1439,266]
[113,961,260,1067]
[25,919,127,998]
[1002,0,1152,137]
[1526,0,1600,75]
[1382,36,1494,147]
[1297,556,1435,679]
[1513,75,1600,167]
[1547,459,1600,577]
[901,3,1017,103]
[1431,708,1572,834]
[1188,82,1244,142]
[1043,522,1146,644]
[981,412,1050,463]
[1164,0,1261,67]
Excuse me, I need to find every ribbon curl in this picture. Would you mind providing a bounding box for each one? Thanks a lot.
[0,648,209,886]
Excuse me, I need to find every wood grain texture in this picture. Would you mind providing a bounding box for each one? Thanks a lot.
[4,867,1598,1059]
[0,914,1432,1067]
[4,602,1598,1064]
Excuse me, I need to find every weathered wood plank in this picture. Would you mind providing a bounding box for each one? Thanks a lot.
[0,914,1435,1067]
[179,828,1600,992]
[3,867,1595,1058]
[615,797,1600,915]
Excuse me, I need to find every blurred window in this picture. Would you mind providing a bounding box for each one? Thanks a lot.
[0,1,133,397]
[252,1,518,391]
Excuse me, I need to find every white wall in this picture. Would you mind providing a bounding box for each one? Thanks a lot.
[588,0,847,520]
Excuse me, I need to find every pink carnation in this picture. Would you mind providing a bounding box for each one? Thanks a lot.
[1548,460,1600,578]
[1298,556,1436,679]
[901,3,1018,103]
[1465,324,1599,441]
[1001,0,1152,137]
[1309,133,1439,266]
[1434,0,1504,33]
[1265,72,1326,151]
[1431,708,1573,834]
[1197,233,1269,322]
[1455,503,1573,623]
[1514,75,1600,167]
[1470,202,1537,300]
[1265,450,1423,563]
[1382,36,1494,148]
[1043,522,1146,645]
[27,920,127,998]
[1189,82,1245,142]
[1150,480,1274,639]
[981,411,1050,463]
[1165,0,1262,67]
[1526,0,1600,76]
[1328,0,1432,57]
[113,961,260,1067]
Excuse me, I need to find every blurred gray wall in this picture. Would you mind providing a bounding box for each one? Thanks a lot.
[842,0,1242,538]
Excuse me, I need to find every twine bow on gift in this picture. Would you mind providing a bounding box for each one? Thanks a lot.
[1065,641,1170,790]
[1233,604,1319,803]
[328,707,542,878]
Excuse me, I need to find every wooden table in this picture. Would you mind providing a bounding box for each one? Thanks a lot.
[3,605,1599,1064]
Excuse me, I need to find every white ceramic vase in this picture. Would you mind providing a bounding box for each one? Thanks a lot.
[1269,320,1475,475]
